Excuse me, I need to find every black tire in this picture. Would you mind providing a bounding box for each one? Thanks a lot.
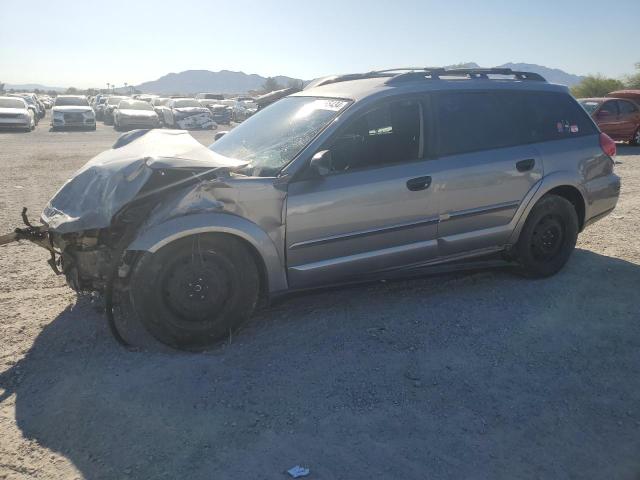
[515,194,579,278]
[631,127,640,146]
[129,235,260,349]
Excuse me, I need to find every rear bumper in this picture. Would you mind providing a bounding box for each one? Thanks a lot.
[0,118,30,128]
[51,118,96,128]
[118,118,160,129]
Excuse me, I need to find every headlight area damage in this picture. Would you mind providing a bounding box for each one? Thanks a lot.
[1,129,254,346]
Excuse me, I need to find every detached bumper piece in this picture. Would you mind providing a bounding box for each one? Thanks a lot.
[0,208,60,274]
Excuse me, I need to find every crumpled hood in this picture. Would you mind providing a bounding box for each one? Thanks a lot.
[42,129,247,233]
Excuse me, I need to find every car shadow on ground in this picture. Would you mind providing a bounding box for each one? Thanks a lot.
[0,129,32,134]
[1,249,640,479]
[49,128,97,132]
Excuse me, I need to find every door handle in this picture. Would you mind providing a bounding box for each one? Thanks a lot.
[516,158,535,172]
[406,176,432,191]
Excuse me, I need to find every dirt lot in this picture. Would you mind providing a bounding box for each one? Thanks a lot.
[0,120,639,480]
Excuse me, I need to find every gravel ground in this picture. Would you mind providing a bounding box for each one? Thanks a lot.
[0,120,639,480]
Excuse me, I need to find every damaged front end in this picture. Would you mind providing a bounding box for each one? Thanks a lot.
[1,129,263,346]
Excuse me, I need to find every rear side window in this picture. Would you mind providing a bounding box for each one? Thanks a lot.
[618,100,638,114]
[520,92,598,142]
[435,91,597,156]
[436,92,522,156]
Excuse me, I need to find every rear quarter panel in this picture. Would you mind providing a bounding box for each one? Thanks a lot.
[509,134,620,243]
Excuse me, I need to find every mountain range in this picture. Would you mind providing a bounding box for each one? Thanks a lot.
[134,70,300,95]
[133,63,585,94]
[452,62,584,87]
[4,63,586,94]
[3,83,66,92]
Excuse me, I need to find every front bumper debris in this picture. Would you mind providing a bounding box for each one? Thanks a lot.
[0,208,60,274]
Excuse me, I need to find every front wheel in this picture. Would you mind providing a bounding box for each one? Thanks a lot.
[130,235,260,349]
[631,127,640,146]
[515,194,579,278]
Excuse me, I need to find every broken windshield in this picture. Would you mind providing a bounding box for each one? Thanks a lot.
[209,96,350,177]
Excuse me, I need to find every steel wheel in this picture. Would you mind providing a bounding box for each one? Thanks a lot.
[530,214,564,263]
[161,250,236,328]
[130,235,260,349]
[515,194,579,278]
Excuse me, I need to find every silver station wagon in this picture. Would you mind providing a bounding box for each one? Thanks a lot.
[5,67,621,349]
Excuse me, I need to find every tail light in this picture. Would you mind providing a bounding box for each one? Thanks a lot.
[600,132,616,158]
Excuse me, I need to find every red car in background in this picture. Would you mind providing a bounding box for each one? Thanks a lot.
[578,96,640,145]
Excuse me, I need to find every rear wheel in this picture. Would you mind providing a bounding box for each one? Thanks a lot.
[130,235,260,349]
[515,194,579,278]
[631,127,640,146]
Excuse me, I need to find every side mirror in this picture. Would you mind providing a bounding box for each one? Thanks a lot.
[309,150,332,176]
[214,131,228,141]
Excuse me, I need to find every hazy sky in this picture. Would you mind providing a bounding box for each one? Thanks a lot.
[1,0,638,88]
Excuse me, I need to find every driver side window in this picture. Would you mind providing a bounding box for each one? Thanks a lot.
[329,99,422,172]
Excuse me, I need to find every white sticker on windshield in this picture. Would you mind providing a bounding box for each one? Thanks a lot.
[294,99,348,119]
[316,99,349,111]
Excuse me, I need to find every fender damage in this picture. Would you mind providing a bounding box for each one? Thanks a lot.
[21,128,286,295]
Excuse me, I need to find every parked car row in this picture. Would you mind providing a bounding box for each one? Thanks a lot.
[87,93,234,131]
[0,92,57,131]
[0,96,38,131]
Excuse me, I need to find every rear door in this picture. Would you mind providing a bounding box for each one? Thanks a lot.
[429,91,543,256]
[617,100,640,139]
[285,97,439,288]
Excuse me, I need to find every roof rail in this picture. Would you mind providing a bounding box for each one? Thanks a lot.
[305,67,546,90]
[304,72,390,89]
[385,67,546,85]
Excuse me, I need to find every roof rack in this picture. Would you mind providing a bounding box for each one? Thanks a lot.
[305,67,546,89]
[384,67,546,84]
[304,72,391,89]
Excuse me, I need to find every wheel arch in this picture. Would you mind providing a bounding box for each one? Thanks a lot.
[509,174,588,244]
[126,212,288,295]
[544,185,586,231]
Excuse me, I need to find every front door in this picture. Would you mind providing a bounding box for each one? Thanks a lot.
[285,98,439,288]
